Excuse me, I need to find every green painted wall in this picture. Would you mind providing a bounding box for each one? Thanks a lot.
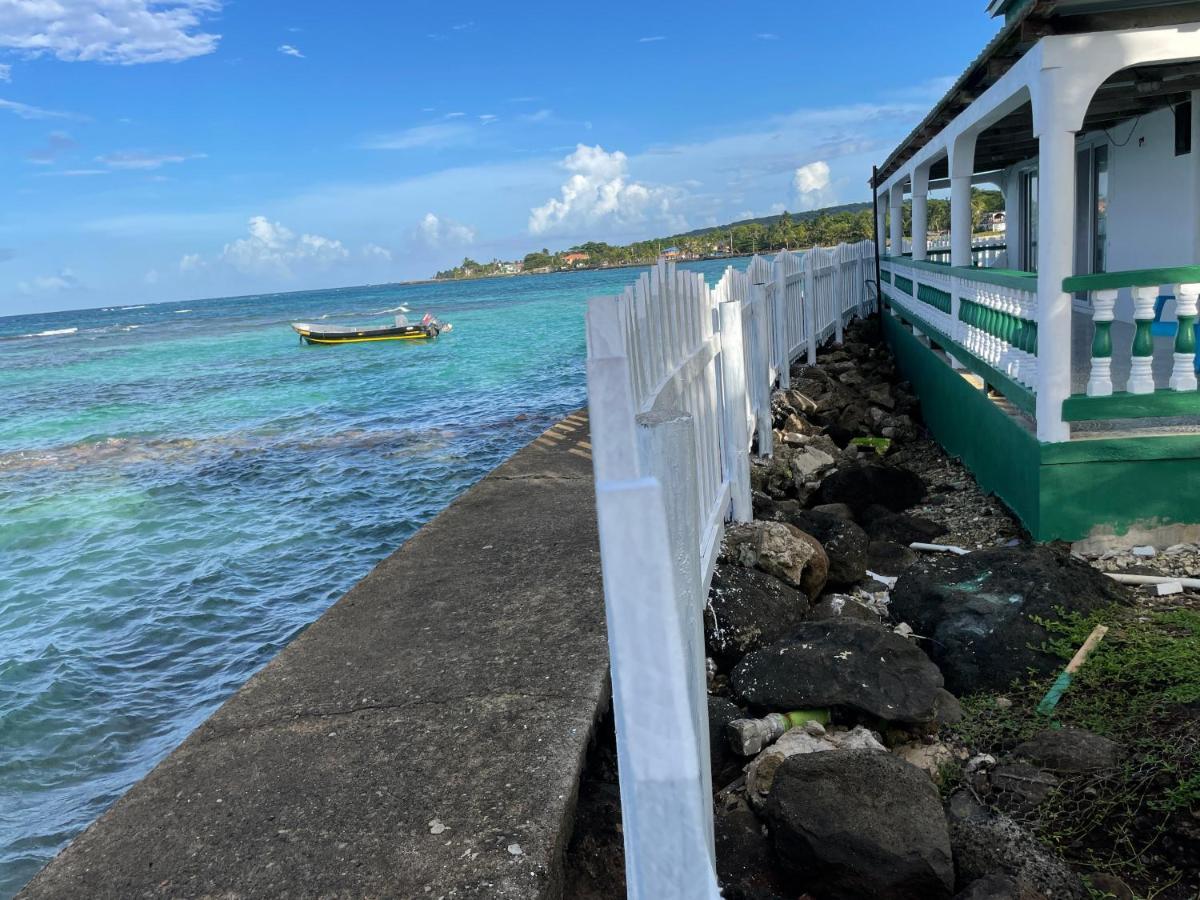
[883,310,1200,542]
[883,311,1043,532]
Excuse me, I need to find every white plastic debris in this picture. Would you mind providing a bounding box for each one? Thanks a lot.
[1131,545,1157,558]
[866,570,898,588]
[507,843,523,856]
[893,622,914,639]
[429,819,447,835]
[910,542,970,556]
[1156,581,1184,596]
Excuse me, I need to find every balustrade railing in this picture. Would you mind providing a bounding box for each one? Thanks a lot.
[1063,267,1200,422]
[879,255,1038,413]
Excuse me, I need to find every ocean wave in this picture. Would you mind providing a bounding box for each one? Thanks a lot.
[174,309,193,314]
[20,328,78,339]
[120,305,147,311]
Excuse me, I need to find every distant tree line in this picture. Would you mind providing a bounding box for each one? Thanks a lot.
[432,191,1004,280]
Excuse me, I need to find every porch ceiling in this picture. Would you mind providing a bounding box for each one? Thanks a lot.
[874,0,1200,187]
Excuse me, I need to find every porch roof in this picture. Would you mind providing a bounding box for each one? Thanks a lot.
[873,0,1200,188]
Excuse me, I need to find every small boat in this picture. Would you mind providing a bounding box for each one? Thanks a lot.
[291,313,451,345]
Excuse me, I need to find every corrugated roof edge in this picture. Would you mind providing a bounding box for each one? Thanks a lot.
[872,0,1048,188]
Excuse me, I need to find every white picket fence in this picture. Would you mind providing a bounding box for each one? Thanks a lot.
[583,240,876,898]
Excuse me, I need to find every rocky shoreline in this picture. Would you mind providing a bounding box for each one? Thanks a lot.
[566,317,1200,900]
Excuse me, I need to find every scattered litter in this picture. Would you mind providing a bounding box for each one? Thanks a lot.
[892,622,914,639]
[850,436,891,456]
[1155,580,1184,596]
[866,570,897,588]
[910,542,970,556]
[1106,572,1200,589]
[507,843,523,856]
[429,819,447,835]
[1036,623,1108,717]
[965,753,996,776]
[1131,545,1157,558]
[727,710,831,756]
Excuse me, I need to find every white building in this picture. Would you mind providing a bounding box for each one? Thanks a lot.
[874,0,1200,544]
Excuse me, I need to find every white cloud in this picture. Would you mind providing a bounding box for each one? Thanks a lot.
[179,252,203,271]
[362,122,472,150]
[638,36,665,43]
[144,268,159,284]
[277,43,303,58]
[755,33,779,40]
[0,0,221,64]
[0,63,10,81]
[417,212,475,246]
[0,97,77,119]
[40,168,107,176]
[478,113,496,123]
[443,111,464,118]
[219,216,349,276]
[451,21,474,30]
[793,160,832,210]
[529,144,683,236]
[19,268,79,294]
[520,108,552,123]
[97,150,205,169]
[362,242,392,261]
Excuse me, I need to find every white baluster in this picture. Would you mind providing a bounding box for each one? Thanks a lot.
[1170,283,1199,392]
[1127,286,1159,395]
[1086,289,1118,397]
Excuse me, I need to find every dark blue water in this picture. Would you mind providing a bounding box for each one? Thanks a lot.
[0,259,747,896]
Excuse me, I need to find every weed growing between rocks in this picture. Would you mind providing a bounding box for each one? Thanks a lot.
[947,606,1200,899]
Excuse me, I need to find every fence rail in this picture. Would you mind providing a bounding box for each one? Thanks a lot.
[583,240,876,898]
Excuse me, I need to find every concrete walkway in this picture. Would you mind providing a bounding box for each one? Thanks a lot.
[20,411,610,899]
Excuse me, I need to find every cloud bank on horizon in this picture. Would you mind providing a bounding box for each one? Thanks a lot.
[0,0,998,313]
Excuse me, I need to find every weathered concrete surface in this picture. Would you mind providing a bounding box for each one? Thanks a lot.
[19,411,610,900]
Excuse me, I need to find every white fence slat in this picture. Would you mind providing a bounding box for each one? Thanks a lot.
[595,477,721,900]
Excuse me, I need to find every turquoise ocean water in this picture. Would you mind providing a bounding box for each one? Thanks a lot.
[0,258,746,896]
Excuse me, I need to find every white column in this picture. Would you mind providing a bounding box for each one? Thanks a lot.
[911,166,930,261]
[949,133,977,269]
[890,182,905,257]
[876,190,887,257]
[1034,125,1076,442]
[1193,91,1200,264]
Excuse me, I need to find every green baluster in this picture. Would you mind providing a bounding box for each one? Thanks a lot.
[1170,283,1199,391]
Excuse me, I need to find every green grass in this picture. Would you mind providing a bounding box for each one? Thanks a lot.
[945,606,1200,898]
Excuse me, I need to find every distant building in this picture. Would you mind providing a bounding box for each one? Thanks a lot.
[978,210,1007,232]
[562,252,590,267]
[499,260,524,274]
[660,246,682,261]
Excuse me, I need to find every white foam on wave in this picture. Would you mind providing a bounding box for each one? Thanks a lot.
[120,305,147,311]
[22,327,78,338]
[174,309,192,314]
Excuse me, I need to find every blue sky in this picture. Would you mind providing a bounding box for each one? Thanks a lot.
[0,1,1000,314]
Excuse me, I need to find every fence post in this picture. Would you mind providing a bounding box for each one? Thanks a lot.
[804,248,818,365]
[750,281,774,457]
[773,256,790,389]
[833,249,845,344]
[718,299,753,522]
[636,409,714,857]
[594,477,721,900]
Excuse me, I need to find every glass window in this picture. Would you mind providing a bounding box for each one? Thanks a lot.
[1177,101,1193,157]
[1022,170,1038,273]
[1092,145,1108,274]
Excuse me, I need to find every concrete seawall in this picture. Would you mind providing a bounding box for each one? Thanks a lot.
[20,411,611,899]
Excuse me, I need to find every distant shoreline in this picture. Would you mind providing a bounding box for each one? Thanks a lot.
[429,253,757,285]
